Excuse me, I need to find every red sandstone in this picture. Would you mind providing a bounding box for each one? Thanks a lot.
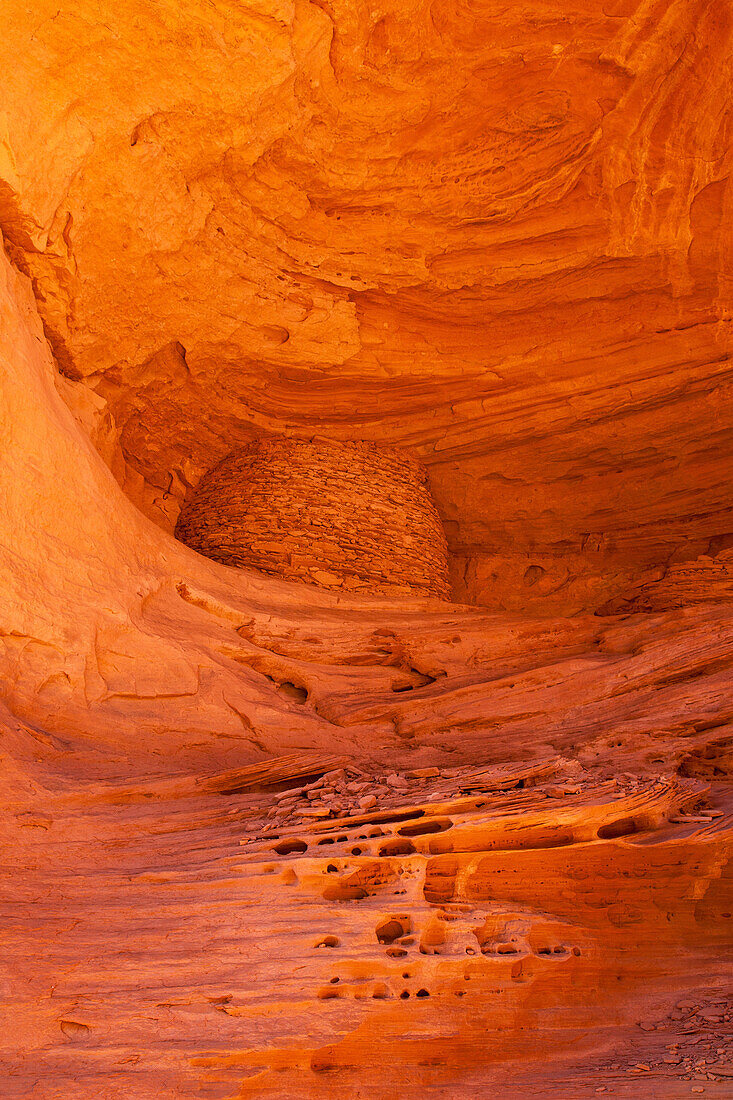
[0,2,731,1098]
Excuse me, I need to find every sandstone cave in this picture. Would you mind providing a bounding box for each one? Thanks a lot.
[0,2,732,1097]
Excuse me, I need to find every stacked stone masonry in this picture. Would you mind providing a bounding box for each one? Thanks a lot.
[174,437,452,599]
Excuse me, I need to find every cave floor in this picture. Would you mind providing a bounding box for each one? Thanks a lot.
[3,754,731,1099]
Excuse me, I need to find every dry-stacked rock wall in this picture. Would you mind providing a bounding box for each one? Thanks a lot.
[175,437,451,599]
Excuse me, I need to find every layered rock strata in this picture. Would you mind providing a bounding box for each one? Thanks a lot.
[174,437,451,598]
[3,750,731,1099]
[0,0,732,1096]
[2,0,732,613]
[0,221,731,1097]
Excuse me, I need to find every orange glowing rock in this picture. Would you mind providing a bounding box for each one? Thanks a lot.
[0,1,731,1096]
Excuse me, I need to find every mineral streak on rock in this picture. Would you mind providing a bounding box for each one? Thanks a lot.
[175,437,452,598]
[0,0,732,1097]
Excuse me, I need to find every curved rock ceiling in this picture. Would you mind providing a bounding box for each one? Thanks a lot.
[1,1,732,1096]
[3,0,732,611]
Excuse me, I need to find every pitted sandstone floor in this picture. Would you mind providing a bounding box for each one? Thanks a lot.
[3,754,731,1099]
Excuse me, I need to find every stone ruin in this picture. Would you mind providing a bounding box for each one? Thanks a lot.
[175,436,452,599]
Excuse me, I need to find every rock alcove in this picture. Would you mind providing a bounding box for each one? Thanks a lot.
[0,1,732,1097]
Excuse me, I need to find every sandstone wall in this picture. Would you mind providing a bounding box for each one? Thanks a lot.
[175,437,451,599]
[0,3,732,1096]
[2,0,731,614]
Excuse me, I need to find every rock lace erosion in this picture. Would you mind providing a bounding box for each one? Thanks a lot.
[0,0,732,1097]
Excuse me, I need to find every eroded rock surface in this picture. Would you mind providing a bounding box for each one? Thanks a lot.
[0,2,732,1097]
[2,749,732,1098]
[2,0,732,610]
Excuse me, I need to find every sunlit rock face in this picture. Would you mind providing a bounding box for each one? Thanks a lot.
[3,0,732,612]
[0,1,732,1098]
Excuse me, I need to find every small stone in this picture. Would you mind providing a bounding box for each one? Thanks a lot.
[347,782,368,794]
[639,1022,656,1031]
[407,767,440,779]
[386,773,408,788]
[692,1088,705,1094]
[358,794,377,810]
[310,568,343,585]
